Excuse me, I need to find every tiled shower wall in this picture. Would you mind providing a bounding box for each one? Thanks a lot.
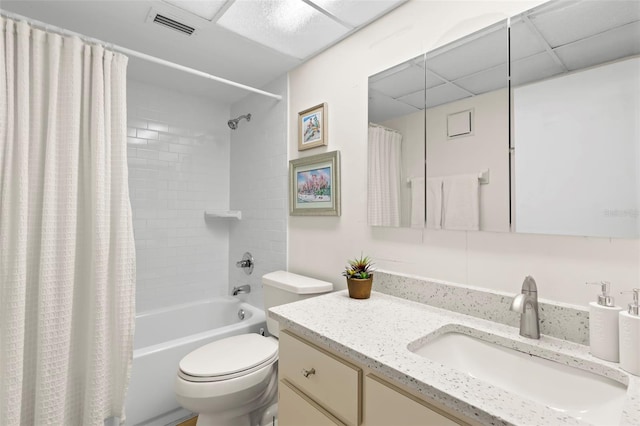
[127,80,231,312]
[229,76,288,309]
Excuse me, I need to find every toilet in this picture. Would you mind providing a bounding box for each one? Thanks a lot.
[174,271,333,426]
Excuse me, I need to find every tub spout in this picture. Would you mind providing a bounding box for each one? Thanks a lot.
[232,285,251,296]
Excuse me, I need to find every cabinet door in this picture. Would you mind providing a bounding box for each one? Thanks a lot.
[279,330,361,425]
[279,380,346,426]
[365,375,465,426]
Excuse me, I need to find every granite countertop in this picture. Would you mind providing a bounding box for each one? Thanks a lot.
[269,290,640,426]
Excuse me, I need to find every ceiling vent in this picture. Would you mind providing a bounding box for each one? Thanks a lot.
[152,13,195,35]
[146,7,204,36]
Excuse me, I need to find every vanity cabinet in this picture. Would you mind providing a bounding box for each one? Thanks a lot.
[279,330,361,425]
[278,329,473,426]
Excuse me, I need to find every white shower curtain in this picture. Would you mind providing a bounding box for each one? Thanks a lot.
[0,18,136,425]
[368,124,402,226]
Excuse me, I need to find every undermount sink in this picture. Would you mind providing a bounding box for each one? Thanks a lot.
[409,328,628,425]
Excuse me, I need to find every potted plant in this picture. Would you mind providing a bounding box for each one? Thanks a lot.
[342,254,374,299]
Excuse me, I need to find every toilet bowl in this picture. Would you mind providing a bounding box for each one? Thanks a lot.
[174,271,333,426]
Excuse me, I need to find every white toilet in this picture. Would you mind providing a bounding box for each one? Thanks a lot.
[174,271,333,426]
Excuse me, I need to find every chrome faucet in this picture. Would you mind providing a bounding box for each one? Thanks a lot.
[510,276,540,339]
[235,252,254,275]
[232,284,251,296]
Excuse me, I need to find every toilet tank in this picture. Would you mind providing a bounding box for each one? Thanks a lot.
[262,271,333,337]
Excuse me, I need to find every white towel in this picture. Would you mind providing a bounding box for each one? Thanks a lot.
[426,177,443,229]
[410,177,425,228]
[442,174,480,231]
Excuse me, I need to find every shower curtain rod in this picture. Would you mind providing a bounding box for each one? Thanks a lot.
[0,10,283,101]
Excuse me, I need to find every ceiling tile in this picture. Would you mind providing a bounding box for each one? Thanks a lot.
[369,63,424,98]
[555,21,640,71]
[425,84,471,109]
[530,0,640,48]
[309,0,405,27]
[369,90,419,123]
[511,52,564,87]
[509,19,545,61]
[454,64,507,95]
[162,0,227,21]
[426,22,508,81]
[217,0,349,59]
[397,89,426,109]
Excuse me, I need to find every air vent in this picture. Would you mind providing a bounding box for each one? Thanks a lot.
[152,13,196,35]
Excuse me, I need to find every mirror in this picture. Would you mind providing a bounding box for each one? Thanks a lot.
[511,1,640,238]
[368,54,426,227]
[424,20,509,232]
[367,0,640,238]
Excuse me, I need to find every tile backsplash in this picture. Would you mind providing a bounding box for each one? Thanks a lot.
[375,270,590,345]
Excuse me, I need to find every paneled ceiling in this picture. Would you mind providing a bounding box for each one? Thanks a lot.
[369,0,640,123]
[1,0,406,103]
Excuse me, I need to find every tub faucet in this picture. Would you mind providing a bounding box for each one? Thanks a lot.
[510,276,540,339]
[232,285,251,296]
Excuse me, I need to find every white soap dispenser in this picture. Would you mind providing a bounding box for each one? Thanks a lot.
[586,281,623,362]
[619,288,640,375]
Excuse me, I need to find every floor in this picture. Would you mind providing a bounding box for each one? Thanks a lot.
[176,416,197,426]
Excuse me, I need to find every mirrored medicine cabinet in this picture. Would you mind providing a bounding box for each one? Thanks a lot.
[367,0,640,238]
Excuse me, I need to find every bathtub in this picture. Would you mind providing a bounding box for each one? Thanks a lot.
[124,297,266,426]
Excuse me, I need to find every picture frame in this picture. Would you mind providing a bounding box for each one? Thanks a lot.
[290,151,341,216]
[298,103,327,151]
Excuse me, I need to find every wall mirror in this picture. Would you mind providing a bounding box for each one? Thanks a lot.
[367,0,640,238]
[424,20,509,233]
[511,1,640,238]
[368,54,425,227]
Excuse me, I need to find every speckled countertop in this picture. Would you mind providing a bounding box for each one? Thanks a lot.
[269,290,640,426]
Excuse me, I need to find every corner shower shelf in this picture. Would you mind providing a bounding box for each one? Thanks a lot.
[204,210,242,220]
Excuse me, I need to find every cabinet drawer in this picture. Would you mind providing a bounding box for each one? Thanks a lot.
[279,330,361,426]
[279,380,345,426]
[365,374,468,426]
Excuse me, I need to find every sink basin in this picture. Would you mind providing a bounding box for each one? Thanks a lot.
[410,330,628,425]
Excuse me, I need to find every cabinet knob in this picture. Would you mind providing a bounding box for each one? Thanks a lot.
[301,368,316,378]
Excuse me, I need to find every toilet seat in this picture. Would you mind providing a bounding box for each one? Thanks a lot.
[178,334,278,383]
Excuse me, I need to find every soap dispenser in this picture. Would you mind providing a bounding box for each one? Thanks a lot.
[586,281,623,362]
[619,288,640,375]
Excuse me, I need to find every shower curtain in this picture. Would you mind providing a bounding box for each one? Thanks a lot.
[368,124,402,226]
[0,17,136,425]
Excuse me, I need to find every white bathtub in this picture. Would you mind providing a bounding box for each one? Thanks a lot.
[125,297,266,425]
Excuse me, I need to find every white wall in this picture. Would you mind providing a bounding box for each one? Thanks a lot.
[229,76,288,309]
[127,80,231,312]
[287,0,640,307]
[515,58,640,238]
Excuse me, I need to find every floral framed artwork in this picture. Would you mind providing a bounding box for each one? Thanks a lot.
[298,103,327,151]
[289,151,341,216]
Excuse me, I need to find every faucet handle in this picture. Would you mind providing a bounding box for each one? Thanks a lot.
[586,281,614,306]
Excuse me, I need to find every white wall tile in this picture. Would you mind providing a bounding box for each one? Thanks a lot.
[128,79,231,313]
[228,76,288,310]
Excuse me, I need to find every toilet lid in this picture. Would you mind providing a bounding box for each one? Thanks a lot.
[179,334,278,380]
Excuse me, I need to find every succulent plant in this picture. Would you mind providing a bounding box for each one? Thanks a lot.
[342,254,374,279]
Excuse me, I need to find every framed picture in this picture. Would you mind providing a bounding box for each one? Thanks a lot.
[298,103,327,151]
[290,151,341,216]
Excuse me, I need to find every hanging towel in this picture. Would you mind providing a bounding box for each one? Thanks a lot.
[426,177,443,229]
[410,177,425,228]
[442,174,480,231]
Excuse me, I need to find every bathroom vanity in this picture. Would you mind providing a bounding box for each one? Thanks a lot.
[270,275,640,426]
[278,328,469,426]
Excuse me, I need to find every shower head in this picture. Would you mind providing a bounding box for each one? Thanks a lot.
[228,113,251,130]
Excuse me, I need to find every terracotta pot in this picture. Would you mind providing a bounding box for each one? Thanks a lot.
[346,277,373,299]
